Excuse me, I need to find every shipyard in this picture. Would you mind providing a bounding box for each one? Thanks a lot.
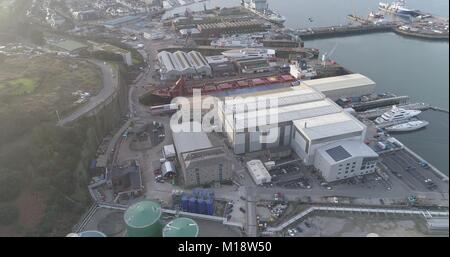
[0,0,447,239]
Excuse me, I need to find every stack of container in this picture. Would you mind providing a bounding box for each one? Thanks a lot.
[180,189,215,215]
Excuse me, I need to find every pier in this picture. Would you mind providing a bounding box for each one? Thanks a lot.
[430,106,450,114]
[351,95,410,112]
[292,22,398,40]
[292,14,448,41]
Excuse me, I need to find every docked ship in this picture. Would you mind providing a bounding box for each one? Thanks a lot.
[379,1,421,17]
[211,35,263,48]
[241,0,286,25]
[379,1,407,13]
[375,105,422,124]
[148,74,296,103]
[368,11,384,19]
[289,58,317,80]
[222,48,276,60]
[385,120,429,132]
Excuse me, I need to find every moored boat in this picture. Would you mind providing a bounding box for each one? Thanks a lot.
[385,120,429,132]
[375,105,421,124]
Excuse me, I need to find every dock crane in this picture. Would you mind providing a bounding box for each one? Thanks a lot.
[321,43,338,66]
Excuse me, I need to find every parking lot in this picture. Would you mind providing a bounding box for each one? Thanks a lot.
[381,150,448,194]
[259,159,394,194]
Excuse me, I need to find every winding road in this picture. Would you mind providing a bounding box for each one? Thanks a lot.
[57,60,119,126]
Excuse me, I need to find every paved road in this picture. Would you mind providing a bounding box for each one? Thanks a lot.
[57,60,118,126]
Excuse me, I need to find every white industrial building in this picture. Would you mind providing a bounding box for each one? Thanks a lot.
[216,84,379,182]
[291,112,367,165]
[301,74,376,101]
[314,141,379,182]
[218,86,342,154]
[157,50,211,80]
[246,160,272,185]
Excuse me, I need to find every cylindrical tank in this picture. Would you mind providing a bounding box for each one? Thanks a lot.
[78,230,107,237]
[197,198,207,215]
[163,218,199,237]
[206,199,214,215]
[124,200,162,237]
[181,194,189,212]
[66,231,107,237]
[192,188,201,198]
[188,197,197,213]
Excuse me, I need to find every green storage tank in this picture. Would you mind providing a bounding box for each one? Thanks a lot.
[78,230,107,237]
[124,200,163,237]
[163,217,199,237]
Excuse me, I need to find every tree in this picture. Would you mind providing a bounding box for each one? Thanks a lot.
[0,170,23,202]
[0,204,19,225]
[29,30,45,46]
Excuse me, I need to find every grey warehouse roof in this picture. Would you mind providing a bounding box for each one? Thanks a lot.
[172,123,213,154]
[301,74,376,92]
[221,86,325,115]
[158,50,211,76]
[230,98,341,131]
[293,112,366,141]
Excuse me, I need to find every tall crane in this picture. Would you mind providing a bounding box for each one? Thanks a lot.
[321,43,338,66]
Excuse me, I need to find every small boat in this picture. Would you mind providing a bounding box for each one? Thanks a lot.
[385,120,429,132]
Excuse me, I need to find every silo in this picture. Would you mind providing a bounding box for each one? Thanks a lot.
[124,200,163,237]
[163,218,199,237]
[197,198,207,215]
[66,231,107,237]
[188,197,198,213]
[78,230,107,237]
[206,198,214,215]
[181,194,189,212]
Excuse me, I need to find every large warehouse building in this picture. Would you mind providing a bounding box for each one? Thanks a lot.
[216,84,378,182]
[172,124,233,187]
[291,112,367,165]
[301,74,376,101]
[218,86,342,154]
[157,50,212,80]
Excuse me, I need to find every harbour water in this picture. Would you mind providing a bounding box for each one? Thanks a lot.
[167,0,449,173]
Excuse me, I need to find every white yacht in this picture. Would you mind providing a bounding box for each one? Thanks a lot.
[375,105,421,124]
[385,120,429,132]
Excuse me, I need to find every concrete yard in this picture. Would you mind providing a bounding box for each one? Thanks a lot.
[287,214,448,237]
